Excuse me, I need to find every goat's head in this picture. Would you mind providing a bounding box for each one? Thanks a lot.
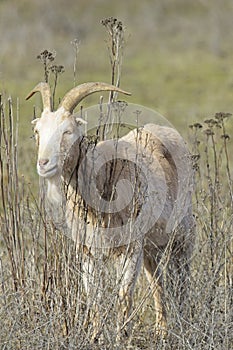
[26,82,130,179]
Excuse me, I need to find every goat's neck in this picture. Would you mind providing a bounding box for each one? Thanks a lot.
[63,136,90,190]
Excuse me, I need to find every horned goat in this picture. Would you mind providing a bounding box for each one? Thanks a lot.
[26,81,194,341]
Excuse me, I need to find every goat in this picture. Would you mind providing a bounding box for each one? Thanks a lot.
[26,81,194,341]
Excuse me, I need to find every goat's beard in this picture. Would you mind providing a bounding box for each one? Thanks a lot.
[40,173,67,231]
[46,174,63,204]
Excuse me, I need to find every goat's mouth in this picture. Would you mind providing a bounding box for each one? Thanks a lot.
[37,164,58,178]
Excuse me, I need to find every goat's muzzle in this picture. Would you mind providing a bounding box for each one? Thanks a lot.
[37,157,58,178]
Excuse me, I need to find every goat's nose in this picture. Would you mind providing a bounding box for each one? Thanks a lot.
[39,159,49,167]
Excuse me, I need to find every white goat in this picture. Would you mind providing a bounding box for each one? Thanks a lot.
[26,81,194,340]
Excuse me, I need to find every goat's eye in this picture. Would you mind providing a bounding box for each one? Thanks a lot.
[63,130,72,135]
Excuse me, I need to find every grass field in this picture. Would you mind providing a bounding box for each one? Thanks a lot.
[0,1,233,349]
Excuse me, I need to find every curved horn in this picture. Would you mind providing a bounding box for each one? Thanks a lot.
[26,82,52,111]
[59,82,131,113]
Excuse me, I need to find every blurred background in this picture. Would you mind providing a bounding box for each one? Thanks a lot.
[1,0,233,179]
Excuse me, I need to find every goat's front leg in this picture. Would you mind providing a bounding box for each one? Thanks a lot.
[116,240,143,339]
[82,255,102,343]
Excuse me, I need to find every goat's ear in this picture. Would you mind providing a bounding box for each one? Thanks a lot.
[75,117,87,125]
[31,118,40,125]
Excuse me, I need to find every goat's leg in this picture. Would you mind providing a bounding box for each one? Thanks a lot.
[116,241,143,339]
[82,256,102,343]
[170,217,195,310]
[170,238,193,312]
[143,250,167,336]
